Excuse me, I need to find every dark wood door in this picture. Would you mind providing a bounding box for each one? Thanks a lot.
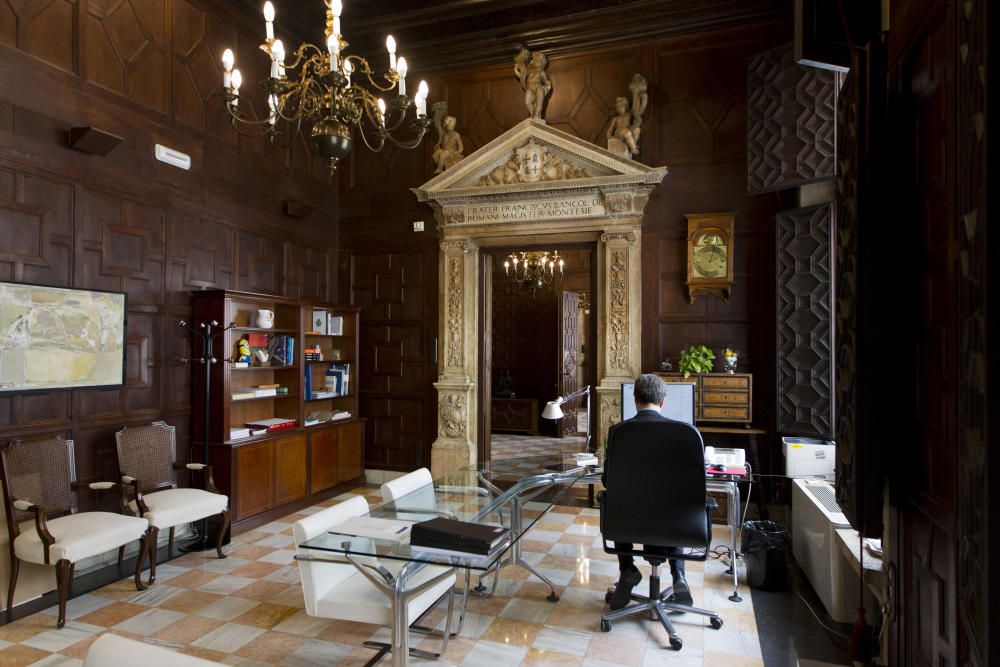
[557,291,580,437]
[309,427,340,494]
[478,255,492,461]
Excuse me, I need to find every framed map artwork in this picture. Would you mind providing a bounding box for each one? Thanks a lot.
[0,282,127,393]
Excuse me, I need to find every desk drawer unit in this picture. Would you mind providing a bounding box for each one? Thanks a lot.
[656,372,753,426]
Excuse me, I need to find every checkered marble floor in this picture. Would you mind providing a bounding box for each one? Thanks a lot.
[0,484,762,666]
[491,435,588,461]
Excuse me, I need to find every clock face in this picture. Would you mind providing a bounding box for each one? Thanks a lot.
[692,233,728,278]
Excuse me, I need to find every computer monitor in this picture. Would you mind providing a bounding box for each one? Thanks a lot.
[620,381,696,425]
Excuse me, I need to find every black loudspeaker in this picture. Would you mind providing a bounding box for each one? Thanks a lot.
[283,200,315,218]
[67,126,123,156]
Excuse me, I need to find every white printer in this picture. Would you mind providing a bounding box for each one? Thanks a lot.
[782,436,835,479]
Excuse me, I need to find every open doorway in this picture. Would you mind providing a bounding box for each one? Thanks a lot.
[478,244,598,462]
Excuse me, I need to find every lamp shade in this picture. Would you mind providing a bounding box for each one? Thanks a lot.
[541,400,564,420]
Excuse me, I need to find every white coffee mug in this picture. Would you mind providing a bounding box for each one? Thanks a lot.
[256,309,274,329]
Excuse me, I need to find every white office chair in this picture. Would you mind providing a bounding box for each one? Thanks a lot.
[381,467,496,522]
[292,495,456,664]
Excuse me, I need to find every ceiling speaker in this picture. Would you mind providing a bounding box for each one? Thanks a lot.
[67,126,123,156]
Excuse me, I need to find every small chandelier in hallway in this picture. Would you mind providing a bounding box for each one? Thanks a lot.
[504,251,565,290]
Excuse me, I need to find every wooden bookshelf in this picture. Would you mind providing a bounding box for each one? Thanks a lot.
[190,290,364,530]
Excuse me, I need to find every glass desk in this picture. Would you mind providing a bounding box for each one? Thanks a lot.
[298,455,590,667]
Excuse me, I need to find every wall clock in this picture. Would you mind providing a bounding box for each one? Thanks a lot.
[685,212,735,303]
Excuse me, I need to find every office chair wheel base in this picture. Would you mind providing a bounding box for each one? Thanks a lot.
[600,619,611,632]
[473,582,488,594]
[669,637,683,651]
[547,592,559,602]
[710,616,723,629]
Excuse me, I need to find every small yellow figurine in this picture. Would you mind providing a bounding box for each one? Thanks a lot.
[236,337,251,364]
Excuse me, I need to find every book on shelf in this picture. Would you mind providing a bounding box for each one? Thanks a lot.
[258,383,279,389]
[232,391,256,401]
[324,366,343,395]
[247,332,268,347]
[332,411,351,421]
[229,427,253,440]
[311,390,335,400]
[304,365,313,400]
[254,388,277,398]
[410,518,510,556]
[311,308,328,335]
[304,418,320,427]
[232,362,249,368]
[328,314,344,336]
[246,418,297,432]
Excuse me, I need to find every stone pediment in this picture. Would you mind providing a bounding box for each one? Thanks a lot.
[413,118,666,203]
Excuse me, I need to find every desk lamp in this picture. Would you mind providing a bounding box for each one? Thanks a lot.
[542,385,592,452]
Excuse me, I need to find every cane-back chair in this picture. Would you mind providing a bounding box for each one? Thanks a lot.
[1,436,150,627]
[115,422,229,583]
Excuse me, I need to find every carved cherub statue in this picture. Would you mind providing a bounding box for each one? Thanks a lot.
[432,115,464,173]
[514,47,552,120]
[606,74,648,159]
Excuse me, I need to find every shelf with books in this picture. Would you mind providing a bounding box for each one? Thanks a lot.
[192,290,363,528]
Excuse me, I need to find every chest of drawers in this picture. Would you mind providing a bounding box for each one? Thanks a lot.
[656,372,752,426]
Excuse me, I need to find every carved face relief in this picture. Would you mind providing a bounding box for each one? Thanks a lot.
[439,393,467,438]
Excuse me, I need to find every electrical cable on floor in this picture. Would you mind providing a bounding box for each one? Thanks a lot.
[794,585,852,639]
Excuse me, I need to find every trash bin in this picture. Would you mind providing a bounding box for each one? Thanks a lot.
[741,520,788,591]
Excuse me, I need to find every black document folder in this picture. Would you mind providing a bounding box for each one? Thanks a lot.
[410,518,510,556]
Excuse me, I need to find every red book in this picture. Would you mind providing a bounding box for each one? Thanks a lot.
[247,333,269,347]
[246,418,296,432]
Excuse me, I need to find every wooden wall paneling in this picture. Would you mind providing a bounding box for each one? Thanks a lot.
[746,43,838,193]
[1,0,76,73]
[0,171,74,285]
[81,0,168,114]
[171,0,237,136]
[284,243,330,302]
[236,228,284,295]
[775,203,834,438]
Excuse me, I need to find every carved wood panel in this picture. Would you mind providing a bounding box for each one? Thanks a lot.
[82,0,168,113]
[775,203,833,438]
[0,0,76,72]
[558,290,580,437]
[747,43,838,193]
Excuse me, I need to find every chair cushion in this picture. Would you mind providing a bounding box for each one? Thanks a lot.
[313,563,456,626]
[14,512,149,564]
[129,488,228,530]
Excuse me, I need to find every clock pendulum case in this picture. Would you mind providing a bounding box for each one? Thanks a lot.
[685,212,735,303]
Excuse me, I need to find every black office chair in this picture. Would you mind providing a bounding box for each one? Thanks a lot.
[598,419,723,651]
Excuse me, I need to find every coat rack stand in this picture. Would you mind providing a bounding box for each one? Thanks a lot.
[178,319,234,552]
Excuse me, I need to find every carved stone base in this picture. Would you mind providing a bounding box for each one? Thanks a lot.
[596,383,625,465]
[431,380,476,476]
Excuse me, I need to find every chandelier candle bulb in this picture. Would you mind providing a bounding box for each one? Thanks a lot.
[267,94,277,125]
[377,98,386,126]
[222,49,234,89]
[396,57,407,96]
[326,34,338,68]
[331,0,342,35]
[386,35,396,70]
[230,69,242,107]
[263,1,275,41]
[270,39,285,78]
[343,59,353,87]
[417,80,429,115]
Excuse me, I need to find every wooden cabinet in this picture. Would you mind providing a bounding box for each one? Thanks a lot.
[274,435,307,506]
[491,398,539,434]
[235,441,274,520]
[657,372,753,426]
[194,290,366,529]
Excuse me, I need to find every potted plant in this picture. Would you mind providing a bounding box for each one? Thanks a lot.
[678,345,715,378]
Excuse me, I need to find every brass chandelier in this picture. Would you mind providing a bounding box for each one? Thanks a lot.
[220,1,433,174]
[504,251,565,289]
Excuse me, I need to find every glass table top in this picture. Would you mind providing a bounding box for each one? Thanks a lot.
[299,454,593,570]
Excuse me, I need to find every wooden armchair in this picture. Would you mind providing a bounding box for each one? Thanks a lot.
[115,422,229,583]
[1,436,150,628]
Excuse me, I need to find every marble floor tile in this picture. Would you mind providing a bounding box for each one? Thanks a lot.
[479,618,542,646]
[282,637,357,666]
[254,534,295,549]
[258,549,297,565]
[532,626,592,657]
[0,643,53,666]
[459,638,528,665]
[28,654,85,666]
[37,595,113,622]
[192,622,267,653]
[196,596,262,621]
[20,622,101,654]
[152,615,227,644]
[499,598,555,624]
[271,611,334,638]
[197,575,257,595]
[233,630,306,663]
[124,583,186,607]
[113,608,188,635]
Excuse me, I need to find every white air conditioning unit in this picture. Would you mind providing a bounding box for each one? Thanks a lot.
[791,478,859,623]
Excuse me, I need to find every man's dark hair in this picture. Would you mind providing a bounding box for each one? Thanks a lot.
[633,373,666,405]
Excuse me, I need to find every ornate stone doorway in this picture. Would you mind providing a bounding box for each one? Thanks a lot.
[413,119,666,475]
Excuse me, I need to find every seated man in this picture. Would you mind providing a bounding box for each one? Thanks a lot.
[602,373,696,610]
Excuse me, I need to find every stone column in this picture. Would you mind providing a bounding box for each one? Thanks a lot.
[595,228,642,458]
[431,237,479,476]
